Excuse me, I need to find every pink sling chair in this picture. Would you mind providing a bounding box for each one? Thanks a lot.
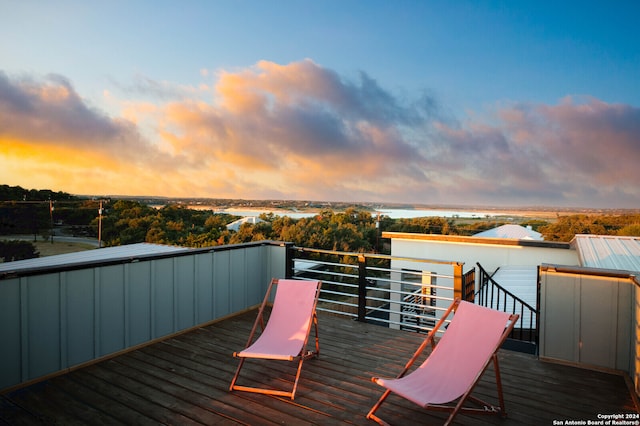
[229,278,322,399]
[367,298,519,425]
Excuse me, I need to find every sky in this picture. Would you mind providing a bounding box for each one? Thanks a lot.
[1,1,639,208]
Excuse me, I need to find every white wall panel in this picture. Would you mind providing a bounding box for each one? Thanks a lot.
[390,238,578,276]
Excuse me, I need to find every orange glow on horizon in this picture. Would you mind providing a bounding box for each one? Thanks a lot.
[1,139,121,170]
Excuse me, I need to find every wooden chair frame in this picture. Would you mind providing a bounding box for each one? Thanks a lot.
[229,278,321,400]
[367,298,519,425]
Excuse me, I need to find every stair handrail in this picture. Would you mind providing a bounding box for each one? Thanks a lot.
[476,263,537,311]
[475,262,538,343]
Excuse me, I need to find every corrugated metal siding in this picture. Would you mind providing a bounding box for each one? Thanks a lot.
[1,242,285,391]
[573,234,640,273]
[0,243,191,274]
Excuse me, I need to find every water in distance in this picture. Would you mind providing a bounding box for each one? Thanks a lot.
[209,207,506,219]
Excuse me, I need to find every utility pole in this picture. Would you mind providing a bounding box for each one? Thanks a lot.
[375,212,380,253]
[98,200,103,248]
[49,199,54,243]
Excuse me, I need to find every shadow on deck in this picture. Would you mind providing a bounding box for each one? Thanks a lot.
[2,310,638,425]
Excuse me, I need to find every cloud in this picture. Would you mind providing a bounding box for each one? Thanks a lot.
[0,71,189,195]
[157,59,438,194]
[1,63,638,208]
[109,73,206,101]
[432,97,640,207]
[534,98,639,182]
[0,71,137,151]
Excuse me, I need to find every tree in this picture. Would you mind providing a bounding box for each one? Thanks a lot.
[540,215,607,242]
[0,240,39,261]
[618,224,640,237]
[387,216,452,235]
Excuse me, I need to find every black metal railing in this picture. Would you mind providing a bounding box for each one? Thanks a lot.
[476,262,539,347]
[288,246,468,334]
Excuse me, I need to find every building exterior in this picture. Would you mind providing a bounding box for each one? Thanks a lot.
[226,216,265,232]
[382,231,577,278]
[1,230,638,399]
[383,229,640,392]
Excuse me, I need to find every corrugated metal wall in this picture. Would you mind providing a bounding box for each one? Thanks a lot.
[0,243,287,391]
[539,267,636,376]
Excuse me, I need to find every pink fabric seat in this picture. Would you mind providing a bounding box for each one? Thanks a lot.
[237,279,320,360]
[229,278,321,399]
[367,299,519,425]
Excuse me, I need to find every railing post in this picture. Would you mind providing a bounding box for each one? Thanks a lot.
[462,268,475,303]
[536,265,541,347]
[453,262,463,302]
[358,254,367,322]
[285,243,295,279]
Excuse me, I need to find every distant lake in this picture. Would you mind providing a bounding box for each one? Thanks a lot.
[215,208,315,219]
[189,207,510,219]
[375,209,502,219]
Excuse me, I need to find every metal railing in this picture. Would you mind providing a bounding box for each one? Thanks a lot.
[288,246,468,334]
[476,262,539,346]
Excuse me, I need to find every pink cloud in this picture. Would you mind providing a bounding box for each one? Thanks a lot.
[1,64,638,207]
[162,59,434,180]
[434,97,640,206]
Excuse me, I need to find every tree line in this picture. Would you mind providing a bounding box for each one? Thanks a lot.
[1,185,639,262]
[0,185,100,237]
[95,202,509,251]
[75,201,640,250]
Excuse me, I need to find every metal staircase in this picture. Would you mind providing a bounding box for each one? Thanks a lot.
[474,262,539,354]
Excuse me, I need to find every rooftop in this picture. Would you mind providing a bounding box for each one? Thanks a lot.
[573,234,640,273]
[0,242,191,276]
[474,224,543,240]
[226,216,265,232]
[2,309,636,425]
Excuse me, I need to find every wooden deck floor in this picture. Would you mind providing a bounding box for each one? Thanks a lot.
[2,309,638,425]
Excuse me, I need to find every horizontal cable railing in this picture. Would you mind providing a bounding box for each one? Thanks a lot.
[290,247,540,347]
[290,246,465,334]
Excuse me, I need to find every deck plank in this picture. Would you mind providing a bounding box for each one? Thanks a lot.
[2,309,637,425]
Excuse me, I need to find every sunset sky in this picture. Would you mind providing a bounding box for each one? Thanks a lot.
[1,1,639,208]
